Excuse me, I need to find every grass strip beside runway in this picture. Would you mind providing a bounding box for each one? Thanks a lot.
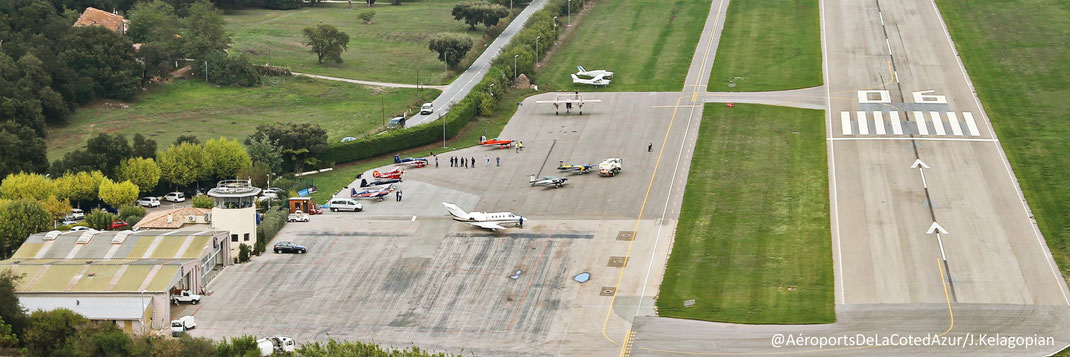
[657,104,834,324]
[706,0,822,92]
[936,0,1070,285]
[537,0,710,92]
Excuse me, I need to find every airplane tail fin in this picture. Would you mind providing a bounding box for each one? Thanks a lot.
[394,155,402,163]
[571,74,582,83]
[577,65,586,74]
[442,202,470,220]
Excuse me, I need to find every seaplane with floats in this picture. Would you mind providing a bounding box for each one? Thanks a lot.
[442,202,525,231]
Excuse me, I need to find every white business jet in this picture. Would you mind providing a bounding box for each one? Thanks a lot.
[442,202,526,231]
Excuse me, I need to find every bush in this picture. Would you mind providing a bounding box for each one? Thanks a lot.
[192,195,214,209]
[117,206,146,219]
[360,10,375,23]
[238,243,251,263]
[264,0,303,10]
[194,52,261,87]
[84,209,116,230]
[255,208,287,255]
[216,335,259,356]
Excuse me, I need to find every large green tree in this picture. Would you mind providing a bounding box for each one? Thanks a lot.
[302,24,350,64]
[157,142,211,187]
[23,308,89,357]
[54,170,106,204]
[116,157,162,193]
[0,172,55,201]
[59,26,141,103]
[245,123,327,173]
[452,2,509,30]
[0,122,49,179]
[0,270,28,339]
[127,0,180,44]
[97,179,140,208]
[205,137,252,180]
[0,199,50,258]
[49,133,134,177]
[245,136,283,173]
[428,33,474,69]
[131,134,158,159]
[182,0,231,59]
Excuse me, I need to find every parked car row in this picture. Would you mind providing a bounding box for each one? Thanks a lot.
[134,192,187,207]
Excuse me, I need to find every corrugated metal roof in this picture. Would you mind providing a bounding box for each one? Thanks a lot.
[18,231,219,261]
[19,296,152,320]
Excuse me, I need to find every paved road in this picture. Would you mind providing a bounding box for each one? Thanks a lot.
[406,0,551,126]
[293,72,447,90]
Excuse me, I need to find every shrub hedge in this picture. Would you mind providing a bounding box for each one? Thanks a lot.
[318,0,580,165]
[255,207,288,255]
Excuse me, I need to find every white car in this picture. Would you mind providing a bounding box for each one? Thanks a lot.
[420,103,433,115]
[164,192,185,202]
[136,197,160,207]
[341,136,356,143]
[61,219,78,226]
[69,226,94,232]
[326,198,363,212]
[68,208,85,220]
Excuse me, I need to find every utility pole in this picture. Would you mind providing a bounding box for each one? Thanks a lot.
[441,112,446,148]
[553,16,558,38]
[514,54,519,79]
[568,0,572,25]
[204,61,208,82]
[381,97,385,127]
[535,36,541,62]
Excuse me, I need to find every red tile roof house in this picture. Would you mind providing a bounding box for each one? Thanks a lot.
[73,7,127,34]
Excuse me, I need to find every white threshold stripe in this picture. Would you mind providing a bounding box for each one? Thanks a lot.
[930,111,946,135]
[841,111,852,135]
[947,112,963,136]
[914,111,929,135]
[857,111,869,135]
[874,111,886,135]
[828,137,997,142]
[963,112,981,136]
[890,111,904,135]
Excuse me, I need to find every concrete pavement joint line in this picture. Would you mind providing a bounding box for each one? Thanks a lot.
[928,0,1070,306]
[601,96,685,347]
[506,236,552,332]
[820,0,846,304]
[535,139,557,179]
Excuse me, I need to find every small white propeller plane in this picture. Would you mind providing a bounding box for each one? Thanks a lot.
[442,202,526,231]
[572,65,613,87]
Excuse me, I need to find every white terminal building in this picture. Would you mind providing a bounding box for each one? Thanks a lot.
[207,179,261,260]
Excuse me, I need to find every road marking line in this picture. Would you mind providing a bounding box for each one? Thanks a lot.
[947,112,963,136]
[821,0,846,304]
[914,111,929,135]
[840,112,852,135]
[937,258,955,336]
[856,111,868,135]
[873,111,886,135]
[889,111,903,135]
[930,111,946,135]
[962,112,980,136]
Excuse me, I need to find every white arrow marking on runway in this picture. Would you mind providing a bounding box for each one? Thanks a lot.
[912,159,930,188]
[927,221,949,235]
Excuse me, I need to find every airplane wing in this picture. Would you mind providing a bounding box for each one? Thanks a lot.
[469,221,507,230]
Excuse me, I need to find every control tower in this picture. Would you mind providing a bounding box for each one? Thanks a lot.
[207,180,261,261]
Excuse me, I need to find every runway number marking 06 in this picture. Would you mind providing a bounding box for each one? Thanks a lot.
[839,90,980,137]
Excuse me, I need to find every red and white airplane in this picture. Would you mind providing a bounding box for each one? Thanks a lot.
[479,138,514,149]
[352,184,395,200]
[372,167,404,180]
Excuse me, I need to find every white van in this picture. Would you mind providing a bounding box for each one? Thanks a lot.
[420,103,433,115]
[327,198,363,212]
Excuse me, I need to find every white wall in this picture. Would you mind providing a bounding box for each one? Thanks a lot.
[210,207,257,261]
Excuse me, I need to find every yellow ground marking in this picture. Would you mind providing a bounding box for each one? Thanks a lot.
[937,258,955,336]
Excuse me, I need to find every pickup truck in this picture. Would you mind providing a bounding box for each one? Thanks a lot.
[171,290,201,305]
[287,210,310,222]
[171,315,196,336]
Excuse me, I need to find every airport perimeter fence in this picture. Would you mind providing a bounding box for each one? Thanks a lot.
[318,0,581,165]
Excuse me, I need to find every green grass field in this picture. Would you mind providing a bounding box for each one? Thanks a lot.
[47,76,437,160]
[706,0,822,91]
[225,1,485,85]
[936,0,1070,285]
[537,0,709,92]
[306,88,534,204]
[656,104,834,324]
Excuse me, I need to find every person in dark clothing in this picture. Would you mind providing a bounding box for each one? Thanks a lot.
[496,157,500,166]
[450,157,454,167]
[519,216,523,228]
[470,157,475,169]
[435,156,439,167]
[648,142,653,152]
[396,190,402,201]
